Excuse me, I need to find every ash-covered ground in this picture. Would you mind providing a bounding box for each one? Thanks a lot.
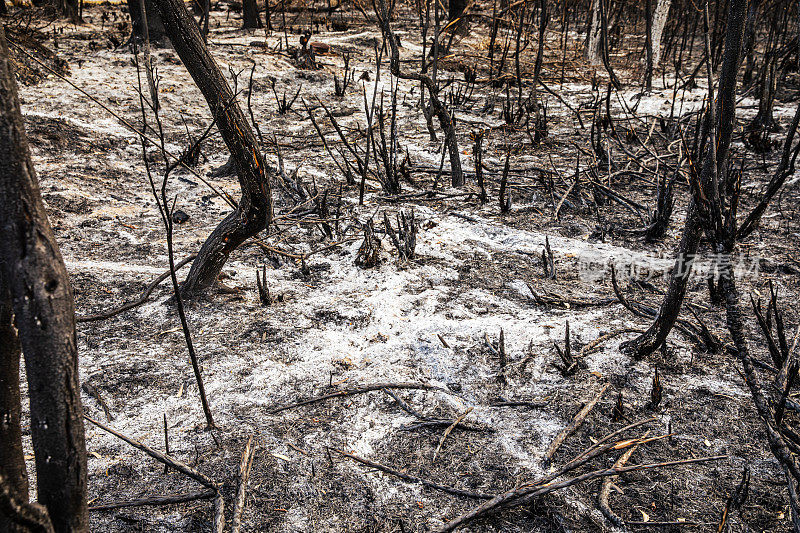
[9,2,800,531]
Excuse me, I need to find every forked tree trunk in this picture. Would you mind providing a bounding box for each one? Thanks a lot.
[242,0,262,28]
[128,0,168,44]
[154,0,272,297]
[0,27,88,533]
[650,0,672,70]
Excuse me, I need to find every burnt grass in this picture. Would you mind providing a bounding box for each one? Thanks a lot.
[9,0,800,531]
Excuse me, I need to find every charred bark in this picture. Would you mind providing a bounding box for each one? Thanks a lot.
[0,269,29,533]
[621,205,702,358]
[623,0,747,359]
[128,0,168,44]
[0,27,88,533]
[154,0,272,297]
[242,0,263,29]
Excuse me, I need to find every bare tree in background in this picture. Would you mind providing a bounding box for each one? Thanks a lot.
[649,0,672,71]
[128,0,168,44]
[0,26,88,533]
[242,0,263,29]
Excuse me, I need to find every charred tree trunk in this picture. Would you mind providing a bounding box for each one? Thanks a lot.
[0,27,88,533]
[154,0,272,296]
[128,0,168,44]
[621,205,702,358]
[623,0,747,359]
[741,0,760,85]
[0,1,7,16]
[58,0,80,21]
[242,0,262,29]
[0,270,29,532]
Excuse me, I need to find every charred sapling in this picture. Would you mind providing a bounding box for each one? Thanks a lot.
[383,210,416,262]
[355,220,381,268]
[499,151,511,213]
[334,52,353,97]
[554,321,579,376]
[541,235,555,279]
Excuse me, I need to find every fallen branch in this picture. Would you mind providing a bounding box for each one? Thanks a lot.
[433,407,474,462]
[437,455,727,532]
[332,449,492,499]
[544,383,610,464]
[231,436,257,533]
[84,415,219,491]
[598,433,646,527]
[269,382,445,414]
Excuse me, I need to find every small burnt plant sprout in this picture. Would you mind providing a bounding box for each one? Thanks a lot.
[649,366,663,410]
[355,219,382,268]
[383,210,416,262]
[499,151,511,213]
[334,52,354,97]
[541,235,555,279]
[256,265,272,306]
[270,77,302,114]
[554,320,578,376]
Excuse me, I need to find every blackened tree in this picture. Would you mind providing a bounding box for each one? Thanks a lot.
[0,26,88,533]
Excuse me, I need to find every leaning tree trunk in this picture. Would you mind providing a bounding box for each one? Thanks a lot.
[650,0,671,70]
[623,0,747,359]
[128,0,168,44]
[621,204,702,358]
[0,27,88,533]
[242,0,262,28]
[154,0,272,297]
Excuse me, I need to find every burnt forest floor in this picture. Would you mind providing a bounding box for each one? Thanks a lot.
[6,1,800,531]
